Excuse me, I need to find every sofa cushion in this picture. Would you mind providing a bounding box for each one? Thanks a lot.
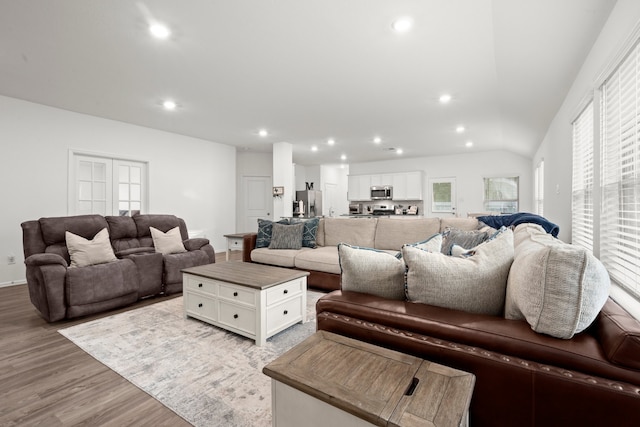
[269,222,304,250]
[105,215,137,239]
[505,223,610,339]
[324,218,377,247]
[338,243,406,300]
[256,219,289,248]
[251,247,309,268]
[65,259,138,306]
[373,218,441,250]
[40,214,108,246]
[150,226,187,255]
[290,217,320,248]
[403,228,514,315]
[440,217,478,232]
[134,214,186,239]
[65,228,118,268]
[294,246,340,274]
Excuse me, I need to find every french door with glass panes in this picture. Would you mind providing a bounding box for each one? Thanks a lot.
[69,152,147,216]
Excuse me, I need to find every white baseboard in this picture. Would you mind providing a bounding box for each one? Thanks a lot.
[0,280,26,288]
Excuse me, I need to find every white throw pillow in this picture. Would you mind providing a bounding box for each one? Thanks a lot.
[339,243,406,300]
[65,228,117,268]
[403,228,514,315]
[505,224,610,339]
[150,226,187,255]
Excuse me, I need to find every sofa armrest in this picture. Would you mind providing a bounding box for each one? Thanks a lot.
[25,253,67,267]
[183,238,210,251]
[242,233,257,262]
[595,298,640,370]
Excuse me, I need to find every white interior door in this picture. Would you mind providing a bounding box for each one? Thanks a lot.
[324,183,337,217]
[114,159,147,216]
[243,176,272,232]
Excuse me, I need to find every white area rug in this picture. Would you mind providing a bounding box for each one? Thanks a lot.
[59,291,324,427]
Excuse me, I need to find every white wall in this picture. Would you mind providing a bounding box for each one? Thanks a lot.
[0,95,236,286]
[320,164,350,216]
[350,149,533,222]
[533,0,640,245]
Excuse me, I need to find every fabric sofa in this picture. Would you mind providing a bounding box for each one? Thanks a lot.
[243,216,483,291]
[21,214,215,322]
[313,223,640,426]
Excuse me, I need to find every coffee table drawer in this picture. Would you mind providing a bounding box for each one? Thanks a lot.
[185,293,217,321]
[219,284,256,306]
[267,297,303,334]
[219,301,256,334]
[185,276,218,295]
[266,278,304,306]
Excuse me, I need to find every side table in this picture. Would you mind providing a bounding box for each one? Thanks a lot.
[263,331,475,427]
[223,232,253,261]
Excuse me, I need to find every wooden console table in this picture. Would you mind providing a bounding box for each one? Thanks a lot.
[263,331,475,427]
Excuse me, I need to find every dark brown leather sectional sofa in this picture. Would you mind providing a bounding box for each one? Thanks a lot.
[316,292,640,427]
[22,214,215,321]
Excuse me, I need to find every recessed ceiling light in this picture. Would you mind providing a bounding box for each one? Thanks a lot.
[340,154,347,161]
[396,148,403,155]
[465,141,474,148]
[311,145,318,152]
[439,94,452,104]
[149,23,171,39]
[456,125,465,133]
[392,17,412,33]
[258,129,268,137]
[373,136,382,144]
[327,138,335,146]
[162,100,177,110]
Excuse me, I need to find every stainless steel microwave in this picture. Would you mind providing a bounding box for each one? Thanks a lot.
[370,186,393,200]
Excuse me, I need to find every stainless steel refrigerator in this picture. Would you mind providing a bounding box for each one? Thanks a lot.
[295,190,323,217]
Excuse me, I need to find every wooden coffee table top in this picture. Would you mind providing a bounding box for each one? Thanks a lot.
[182,262,309,290]
[263,331,475,427]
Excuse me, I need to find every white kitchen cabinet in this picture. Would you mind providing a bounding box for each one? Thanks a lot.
[404,171,423,200]
[347,174,372,201]
[369,174,393,187]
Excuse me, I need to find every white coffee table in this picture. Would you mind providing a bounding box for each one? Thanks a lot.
[182,262,309,346]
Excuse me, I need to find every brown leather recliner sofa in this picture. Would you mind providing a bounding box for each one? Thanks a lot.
[315,224,640,426]
[21,214,215,322]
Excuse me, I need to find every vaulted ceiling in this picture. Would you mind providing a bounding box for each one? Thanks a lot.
[0,0,616,165]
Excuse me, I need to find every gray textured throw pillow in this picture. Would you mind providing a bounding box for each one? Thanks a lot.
[339,243,406,300]
[268,222,304,250]
[441,228,489,255]
[404,228,514,315]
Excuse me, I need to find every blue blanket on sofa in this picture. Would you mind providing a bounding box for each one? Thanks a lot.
[476,213,559,238]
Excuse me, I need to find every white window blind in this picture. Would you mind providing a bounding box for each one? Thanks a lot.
[535,159,544,216]
[600,40,640,298]
[571,101,594,252]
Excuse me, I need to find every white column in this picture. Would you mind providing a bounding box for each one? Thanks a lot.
[273,142,293,219]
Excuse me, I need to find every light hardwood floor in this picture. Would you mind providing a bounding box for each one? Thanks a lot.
[0,251,241,426]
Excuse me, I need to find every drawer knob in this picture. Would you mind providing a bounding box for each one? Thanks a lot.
[283,289,288,294]
[234,314,239,319]
[198,283,203,288]
[283,310,288,315]
[233,291,238,297]
[198,303,203,308]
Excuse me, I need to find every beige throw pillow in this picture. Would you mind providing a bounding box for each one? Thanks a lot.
[65,228,117,268]
[150,226,187,255]
[403,228,514,315]
[505,224,610,339]
[339,243,406,300]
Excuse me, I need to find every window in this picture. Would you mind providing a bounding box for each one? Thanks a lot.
[483,177,519,213]
[572,101,594,252]
[600,40,640,299]
[534,159,545,216]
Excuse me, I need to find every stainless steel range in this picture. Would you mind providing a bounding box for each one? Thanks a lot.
[371,204,395,215]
